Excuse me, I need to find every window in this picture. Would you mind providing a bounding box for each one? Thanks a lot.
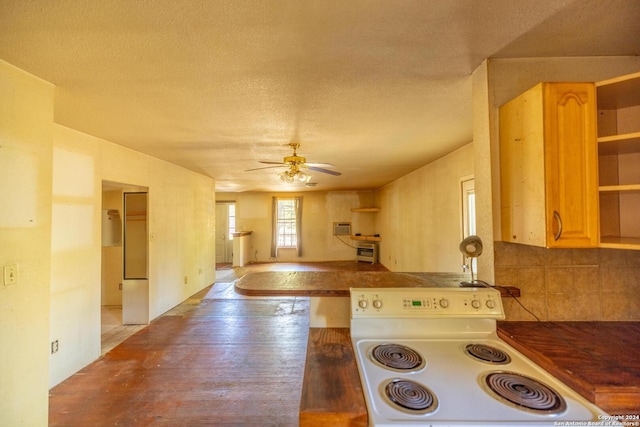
[276,199,297,247]
[270,197,303,258]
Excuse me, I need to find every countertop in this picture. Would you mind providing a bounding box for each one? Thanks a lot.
[497,321,640,415]
[300,322,640,425]
[299,328,367,427]
[235,271,520,297]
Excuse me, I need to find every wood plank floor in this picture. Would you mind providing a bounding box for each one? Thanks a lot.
[50,261,385,426]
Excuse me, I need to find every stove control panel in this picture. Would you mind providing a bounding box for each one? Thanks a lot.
[350,287,505,319]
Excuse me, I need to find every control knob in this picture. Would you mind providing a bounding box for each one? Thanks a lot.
[471,299,481,309]
[439,298,449,308]
[358,300,368,309]
[372,300,383,309]
[486,299,496,309]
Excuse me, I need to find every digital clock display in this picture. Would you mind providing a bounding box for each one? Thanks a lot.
[412,300,422,307]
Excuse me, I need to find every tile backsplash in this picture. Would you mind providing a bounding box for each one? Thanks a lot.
[494,241,640,321]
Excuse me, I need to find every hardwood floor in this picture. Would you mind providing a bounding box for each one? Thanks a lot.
[101,306,147,356]
[51,261,386,426]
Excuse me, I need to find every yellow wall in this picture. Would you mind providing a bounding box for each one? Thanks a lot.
[50,125,103,386]
[0,60,54,426]
[49,125,217,386]
[216,190,377,262]
[375,143,474,272]
[1,59,217,423]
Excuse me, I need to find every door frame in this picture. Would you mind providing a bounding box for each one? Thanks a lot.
[215,201,235,264]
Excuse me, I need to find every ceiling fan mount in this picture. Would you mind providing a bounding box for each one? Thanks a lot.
[282,143,306,166]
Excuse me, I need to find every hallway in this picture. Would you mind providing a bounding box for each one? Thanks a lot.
[52,261,386,426]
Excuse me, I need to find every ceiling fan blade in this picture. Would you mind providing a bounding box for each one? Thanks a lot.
[306,166,342,176]
[305,162,335,168]
[245,165,287,172]
[259,161,286,165]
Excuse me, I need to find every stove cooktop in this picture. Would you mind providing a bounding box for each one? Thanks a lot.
[353,337,609,426]
[349,287,613,426]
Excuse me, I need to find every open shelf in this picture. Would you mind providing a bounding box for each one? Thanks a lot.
[596,71,640,109]
[597,132,640,154]
[599,236,640,250]
[350,207,380,213]
[350,235,381,242]
[599,184,640,192]
[350,207,381,241]
[596,71,640,250]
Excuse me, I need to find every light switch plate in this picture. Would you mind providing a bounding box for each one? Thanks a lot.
[3,264,18,286]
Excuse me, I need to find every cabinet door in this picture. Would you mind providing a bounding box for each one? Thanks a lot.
[543,83,599,248]
[500,84,546,246]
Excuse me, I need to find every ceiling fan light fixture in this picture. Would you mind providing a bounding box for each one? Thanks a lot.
[278,170,293,183]
[277,163,311,184]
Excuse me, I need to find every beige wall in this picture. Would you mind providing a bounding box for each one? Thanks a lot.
[221,143,475,272]
[471,60,495,281]
[50,125,103,386]
[0,60,53,426]
[50,125,217,386]
[216,190,377,262]
[1,59,217,422]
[375,143,474,272]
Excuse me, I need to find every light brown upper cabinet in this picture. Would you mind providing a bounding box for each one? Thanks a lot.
[500,82,599,248]
[596,71,640,250]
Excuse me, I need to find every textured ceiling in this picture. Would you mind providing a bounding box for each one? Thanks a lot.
[1,0,639,192]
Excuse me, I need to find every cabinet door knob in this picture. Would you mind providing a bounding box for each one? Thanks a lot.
[553,210,563,241]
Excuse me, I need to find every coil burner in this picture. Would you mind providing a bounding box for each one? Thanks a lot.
[371,343,426,372]
[382,379,439,415]
[464,343,512,365]
[481,371,567,415]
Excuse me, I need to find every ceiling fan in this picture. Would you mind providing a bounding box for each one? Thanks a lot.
[246,143,342,183]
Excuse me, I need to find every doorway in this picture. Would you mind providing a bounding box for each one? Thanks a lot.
[460,176,476,274]
[101,182,149,354]
[215,201,235,266]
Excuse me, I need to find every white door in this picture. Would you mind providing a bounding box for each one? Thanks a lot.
[215,203,233,263]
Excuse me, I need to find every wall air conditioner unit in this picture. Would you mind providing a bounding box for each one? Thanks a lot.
[333,222,352,236]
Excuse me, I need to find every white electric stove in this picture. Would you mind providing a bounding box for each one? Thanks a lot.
[350,287,615,426]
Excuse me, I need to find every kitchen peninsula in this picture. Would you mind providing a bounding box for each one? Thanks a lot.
[235,270,520,327]
[233,272,640,425]
[234,270,520,297]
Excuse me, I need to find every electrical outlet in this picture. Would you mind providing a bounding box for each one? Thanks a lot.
[184,276,188,284]
[119,283,123,290]
[51,340,59,354]
[3,264,18,286]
